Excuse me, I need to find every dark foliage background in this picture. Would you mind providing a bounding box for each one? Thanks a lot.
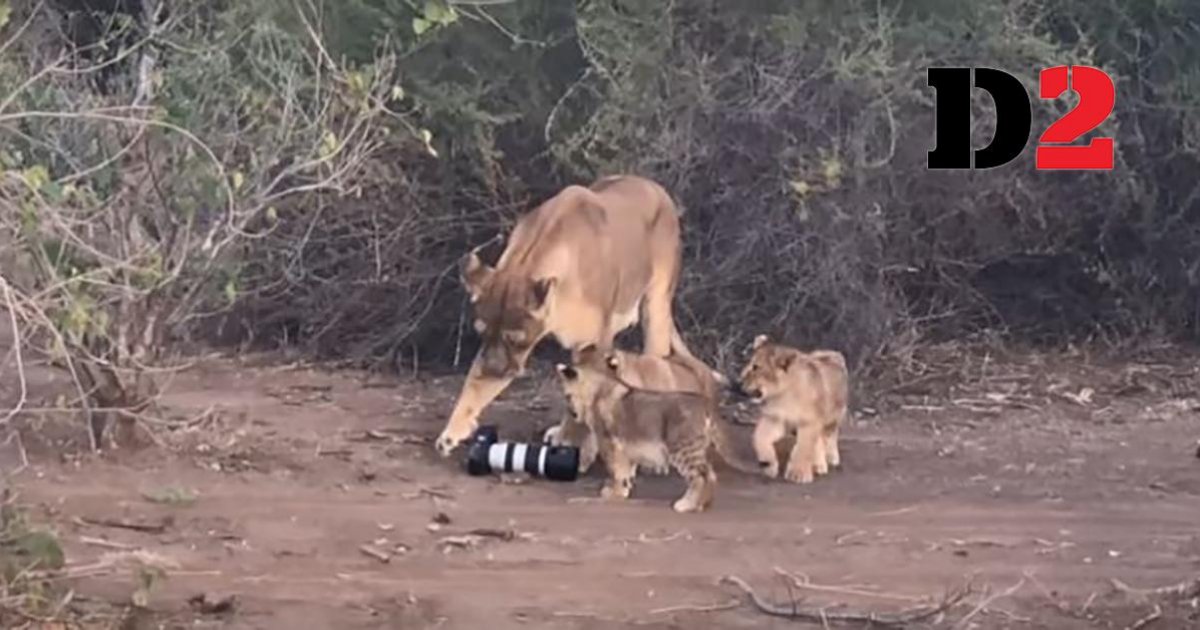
[5,0,1199,385]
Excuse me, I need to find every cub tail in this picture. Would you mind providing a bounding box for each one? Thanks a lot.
[707,414,765,476]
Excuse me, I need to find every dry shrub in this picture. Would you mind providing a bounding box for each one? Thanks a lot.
[71,1,1200,393]
[0,1,415,444]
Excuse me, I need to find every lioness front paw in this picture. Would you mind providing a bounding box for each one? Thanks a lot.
[435,423,475,457]
[759,461,780,479]
[672,497,704,513]
[784,465,815,484]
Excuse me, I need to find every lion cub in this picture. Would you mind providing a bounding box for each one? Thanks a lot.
[545,346,722,475]
[555,347,760,513]
[737,334,849,484]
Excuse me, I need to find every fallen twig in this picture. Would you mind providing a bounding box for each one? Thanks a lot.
[437,534,483,550]
[1110,577,1200,602]
[437,528,531,550]
[1125,604,1162,630]
[0,279,28,426]
[467,528,516,541]
[78,516,170,535]
[649,598,740,615]
[720,575,971,626]
[79,535,139,551]
[0,431,28,477]
[27,549,182,581]
[833,530,867,546]
[401,486,454,500]
[953,577,1026,629]
[869,505,920,517]
[774,568,922,603]
[358,544,391,564]
[877,371,953,396]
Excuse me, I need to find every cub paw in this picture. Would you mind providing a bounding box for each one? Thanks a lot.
[543,425,563,445]
[672,497,704,513]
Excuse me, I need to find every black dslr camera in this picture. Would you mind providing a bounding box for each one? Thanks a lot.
[464,425,580,482]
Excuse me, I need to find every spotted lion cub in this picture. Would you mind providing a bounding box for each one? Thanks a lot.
[544,346,723,476]
[737,334,849,484]
[555,347,760,513]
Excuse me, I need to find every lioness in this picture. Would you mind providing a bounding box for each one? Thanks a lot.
[435,175,709,457]
[545,345,725,475]
[555,346,761,513]
[737,334,849,484]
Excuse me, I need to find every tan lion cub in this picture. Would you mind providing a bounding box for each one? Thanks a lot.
[545,346,724,475]
[737,334,849,484]
[555,347,760,513]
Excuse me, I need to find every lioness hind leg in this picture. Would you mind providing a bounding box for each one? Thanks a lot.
[812,432,829,477]
[640,290,674,358]
[784,422,820,484]
[752,418,786,479]
[824,424,841,470]
[641,225,684,359]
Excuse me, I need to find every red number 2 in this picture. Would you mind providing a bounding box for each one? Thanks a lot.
[1036,65,1115,170]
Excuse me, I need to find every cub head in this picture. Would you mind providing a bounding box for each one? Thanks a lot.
[737,334,798,400]
[554,345,620,414]
[461,247,558,378]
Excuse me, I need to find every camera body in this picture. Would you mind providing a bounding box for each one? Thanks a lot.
[465,425,580,482]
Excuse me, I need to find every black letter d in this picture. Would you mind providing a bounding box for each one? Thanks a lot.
[927,67,1031,169]
[973,68,1031,169]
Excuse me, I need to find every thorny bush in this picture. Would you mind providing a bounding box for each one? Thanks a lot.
[0,0,418,445]
[4,0,1200,424]
[219,1,1200,385]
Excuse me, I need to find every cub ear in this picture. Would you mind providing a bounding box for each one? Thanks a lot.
[531,277,557,308]
[752,334,770,349]
[555,363,577,380]
[460,248,494,302]
[605,355,619,371]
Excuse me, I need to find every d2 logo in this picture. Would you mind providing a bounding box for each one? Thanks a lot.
[927,65,1115,170]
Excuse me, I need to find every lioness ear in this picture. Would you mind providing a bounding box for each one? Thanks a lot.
[752,334,769,350]
[460,249,494,302]
[775,352,795,372]
[555,363,577,380]
[531,277,557,308]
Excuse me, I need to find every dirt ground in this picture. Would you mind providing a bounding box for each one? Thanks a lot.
[2,340,1200,629]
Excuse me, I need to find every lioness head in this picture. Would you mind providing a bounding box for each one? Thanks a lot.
[554,345,620,415]
[737,334,798,400]
[461,248,558,378]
